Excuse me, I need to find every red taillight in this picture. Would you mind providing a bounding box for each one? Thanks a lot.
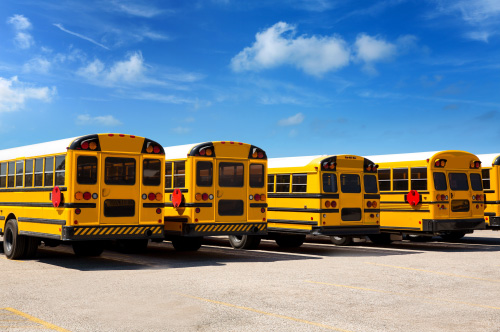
[156,208,162,214]
[475,161,480,168]
[372,201,377,208]
[81,141,89,150]
[148,193,156,201]
[75,208,81,215]
[325,201,331,208]
[200,149,206,156]
[435,161,440,167]
[323,162,329,169]
[258,152,264,158]
[441,194,446,201]
[195,208,200,213]
[331,201,337,208]
[478,194,483,201]
[83,192,91,200]
[254,194,261,201]
[367,201,372,208]
[202,193,208,201]
[153,146,160,154]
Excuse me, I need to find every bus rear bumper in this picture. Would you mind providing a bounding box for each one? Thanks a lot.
[422,218,486,233]
[310,225,380,236]
[487,216,500,230]
[165,222,267,237]
[62,225,164,240]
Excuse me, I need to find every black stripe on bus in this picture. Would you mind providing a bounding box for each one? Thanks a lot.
[267,227,311,234]
[0,202,96,208]
[380,226,421,230]
[485,212,496,216]
[380,191,430,195]
[165,188,188,193]
[250,203,268,208]
[364,194,380,199]
[268,219,317,226]
[143,203,164,208]
[19,231,61,239]
[267,193,340,199]
[0,187,68,193]
[65,203,97,208]
[380,209,430,212]
[381,201,448,205]
[485,201,500,204]
[18,217,66,225]
[364,209,380,213]
[165,202,213,208]
[484,190,495,194]
[268,207,339,213]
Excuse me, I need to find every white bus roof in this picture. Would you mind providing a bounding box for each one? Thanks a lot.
[365,151,442,163]
[163,143,201,160]
[268,155,325,168]
[0,137,77,161]
[477,153,500,164]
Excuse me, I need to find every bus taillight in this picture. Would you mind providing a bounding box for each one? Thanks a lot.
[83,192,91,200]
[156,193,163,201]
[331,201,337,208]
[148,193,156,201]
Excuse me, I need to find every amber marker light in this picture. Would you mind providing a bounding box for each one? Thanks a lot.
[75,192,83,200]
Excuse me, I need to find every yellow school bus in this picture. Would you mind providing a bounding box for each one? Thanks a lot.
[476,154,500,230]
[241,155,380,248]
[366,150,486,243]
[0,133,165,259]
[163,141,267,251]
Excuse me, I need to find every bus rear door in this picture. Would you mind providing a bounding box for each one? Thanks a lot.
[448,171,472,219]
[215,160,246,223]
[339,173,363,225]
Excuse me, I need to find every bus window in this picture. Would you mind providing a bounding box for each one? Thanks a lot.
[143,159,161,186]
[364,174,378,193]
[55,155,65,186]
[250,164,264,188]
[7,161,14,188]
[378,169,390,191]
[219,162,244,187]
[267,174,275,193]
[44,157,54,187]
[0,163,6,187]
[470,173,483,191]
[34,158,43,187]
[15,161,23,187]
[105,157,135,185]
[174,162,185,188]
[433,172,447,190]
[77,156,97,184]
[411,167,427,191]
[393,168,408,191]
[482,169,490,189]
[448,173,468,191]
[165,162,172,188]
[196,161,213,187]
[341,174,361,193]
[276,174,290,192]
[323,173,337,193]
[25,159,33,187]
[292,174,307,193]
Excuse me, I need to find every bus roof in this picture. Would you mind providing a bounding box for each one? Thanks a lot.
[477,153,500,165]
[365,151,441,163]
[0,137,78,161]
[163,143,201,160]
[269,155,325,168]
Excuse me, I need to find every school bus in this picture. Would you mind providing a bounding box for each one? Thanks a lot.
[0,133,165,259]
[163,141,267,250]
[365,150,486,243]
[476,154,500,230]
[234,155,381,248]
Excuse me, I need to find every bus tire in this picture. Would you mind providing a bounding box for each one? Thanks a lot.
[330,236,353,246]
[72,241,105,257]
[228,235,261,250]
[368,234,393,245]
[171,237,202,251]
[3,219,26,260]
[439,232,466,242]
[24,237,39,259]
[275,234,306,248]
[116,239,149,253]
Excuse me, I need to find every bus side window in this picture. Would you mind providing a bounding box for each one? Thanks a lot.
[268,174,275,193]
[55,155,65,186]
[378,169,390,191]
[174,161,185,188]
[482,169,490,189]
[393,168,408,191]
[292,174,307,193]
[165,162,172,188]
[15,160,23,187]
[34,158,44,187]
[7,161,14,188]
[411,167,427,190]
[276,174,290,192]
[0,163,6,188]
[25,159,33,187]
[196,161,213,187]
[44,157,54,187]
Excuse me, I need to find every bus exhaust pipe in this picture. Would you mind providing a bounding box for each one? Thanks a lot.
[252,226,260,233]
[145,229,153,237]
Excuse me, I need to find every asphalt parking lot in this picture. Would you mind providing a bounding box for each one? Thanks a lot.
[1,230,499,332]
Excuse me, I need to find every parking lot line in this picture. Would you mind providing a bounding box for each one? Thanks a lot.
[364,262,500,283]
[2,308,71,332]
[177,293,354,332]
[305,281,500,311]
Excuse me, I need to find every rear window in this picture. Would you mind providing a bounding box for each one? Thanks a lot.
[250,164,264,188]
[448,173,468,191]
[433,172,447,191]
[143,159,161,186]
[340,174,361,193]
[364,175,378,193]
[197,161,213,187]
[323,173,337,193]
[470,173,483,191]
[77,156,98,185]
[219,162,244,187]
[105,157,136,185]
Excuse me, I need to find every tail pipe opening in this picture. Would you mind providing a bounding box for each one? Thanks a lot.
[145,229,153,237]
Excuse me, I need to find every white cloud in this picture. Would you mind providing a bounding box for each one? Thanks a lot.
[7,14,34,49]
[53,24,109,50]
[171,126,191,134]
[231,22,350,76]
[23,57,51,74]
[278,112,305,126]
[76,114,122,126]
[354,34,397,63]
[110,0,164,17]
[7,14,31,30]
[0,76,56,112]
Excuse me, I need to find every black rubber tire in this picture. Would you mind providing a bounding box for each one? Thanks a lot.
[228,235,261,249]
[439,232,466,242]
[116,239,149,253]
[3,219,26,260]
[330,236,353,246]
[72,241,105,257]
[171,237,203,251]
[24,237,39,259]
[368,233,393,245]
[275,234,306,248]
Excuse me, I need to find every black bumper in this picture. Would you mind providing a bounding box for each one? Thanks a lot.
[268,225,380,236]
[62,225,164,240]
[487,216,500,230]
[421,218,486,233]
[165,222,267,237]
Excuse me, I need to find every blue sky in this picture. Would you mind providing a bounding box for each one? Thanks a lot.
[1,0,500,157]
